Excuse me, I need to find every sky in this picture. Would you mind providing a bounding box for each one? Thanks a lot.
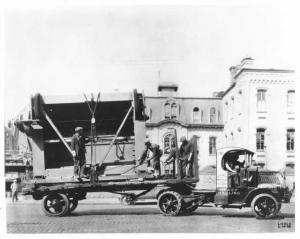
[3,2,300,122]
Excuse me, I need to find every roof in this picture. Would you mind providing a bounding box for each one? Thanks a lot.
[222,68,294,97]
[43,92,133,104]
[216,147,254,156]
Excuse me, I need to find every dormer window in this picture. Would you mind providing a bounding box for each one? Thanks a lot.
[164,103,171,119]
[164,100,178,120]
[171,103,177,120]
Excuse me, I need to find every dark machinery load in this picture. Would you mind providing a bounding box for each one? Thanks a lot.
[15,90,149,178]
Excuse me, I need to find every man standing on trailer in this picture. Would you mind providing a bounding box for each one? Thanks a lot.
[71,127,87,178]
[179,136,194,178]
[138,139,162,178]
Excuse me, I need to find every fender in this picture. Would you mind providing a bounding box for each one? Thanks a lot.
[243,188,280,206]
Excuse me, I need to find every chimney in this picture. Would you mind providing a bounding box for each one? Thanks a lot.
[157,82,179,97]
[241,57,254,67]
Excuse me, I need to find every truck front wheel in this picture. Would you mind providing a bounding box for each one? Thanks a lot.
[251,193,279,219]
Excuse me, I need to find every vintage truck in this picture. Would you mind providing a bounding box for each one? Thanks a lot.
[15,90,291,219]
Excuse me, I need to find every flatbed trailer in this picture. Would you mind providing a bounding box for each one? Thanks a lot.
[22,176,203,217]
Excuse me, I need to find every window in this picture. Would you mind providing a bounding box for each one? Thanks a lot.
[256,128,265,151]
[287,90,295,111]
[218,111,221,123]
[164,103,171,119]
[210,107,216,123]
[171,103,177,120]
[201,110,204,123]
[287,129,295,152]
[193,107,200,123]
[163,133,175,154]
[209,137,216,155]
[257,89,267,111]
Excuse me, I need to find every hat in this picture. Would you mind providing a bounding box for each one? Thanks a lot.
[75,127,83,132]
[180,136,187,142]
[144,138,151,145]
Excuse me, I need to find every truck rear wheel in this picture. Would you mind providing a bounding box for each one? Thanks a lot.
[251,193,279,219]
[42,193,70,217]
[158,191,182,216]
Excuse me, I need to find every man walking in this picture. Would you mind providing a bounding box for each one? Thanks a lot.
[10,179,18,203]
[71,127,87,178]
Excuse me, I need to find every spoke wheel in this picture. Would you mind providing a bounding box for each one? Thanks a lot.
[42,193,70,217]
[158,191,182,216]
[251,194,279,219]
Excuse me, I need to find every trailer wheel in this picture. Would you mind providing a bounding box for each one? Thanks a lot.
[158,191,182,216]
[42,193,70,217]
[251,194,279,219]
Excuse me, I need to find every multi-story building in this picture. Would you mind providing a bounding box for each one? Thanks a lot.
[222,57,295,170]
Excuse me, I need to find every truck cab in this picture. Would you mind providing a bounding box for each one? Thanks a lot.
[213,147,291,218]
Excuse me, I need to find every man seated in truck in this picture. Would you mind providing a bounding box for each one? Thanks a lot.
[138,139,163,178]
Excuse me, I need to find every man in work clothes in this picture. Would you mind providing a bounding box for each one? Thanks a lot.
[138,139,162,178]
[10,179,18,203]
[179,136,194,178]
[71,127,87,178]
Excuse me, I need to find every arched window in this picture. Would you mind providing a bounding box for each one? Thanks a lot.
[171,103,177,120]
[193,107,200,123]
[209,107,216,123]
[163,133,176,154]
[164,103,171,119]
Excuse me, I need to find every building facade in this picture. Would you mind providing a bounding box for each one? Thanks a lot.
[222,58,295,170]
[144,58,295,173]
[144,83,224,175]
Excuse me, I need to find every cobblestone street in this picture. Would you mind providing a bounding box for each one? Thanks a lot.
[6,199,295,233]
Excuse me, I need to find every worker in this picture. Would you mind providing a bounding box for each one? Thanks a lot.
[138,139,162,178]
[10,179,18,203]
[179,136,194,178]
[71,127,87,178]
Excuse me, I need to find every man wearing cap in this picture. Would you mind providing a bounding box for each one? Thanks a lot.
[71,127,87,178]
[138,139,162,178]
[179,136,194,178]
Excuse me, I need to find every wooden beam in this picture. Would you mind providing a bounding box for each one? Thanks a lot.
[99,105,133,166]
[42,111,73,156]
